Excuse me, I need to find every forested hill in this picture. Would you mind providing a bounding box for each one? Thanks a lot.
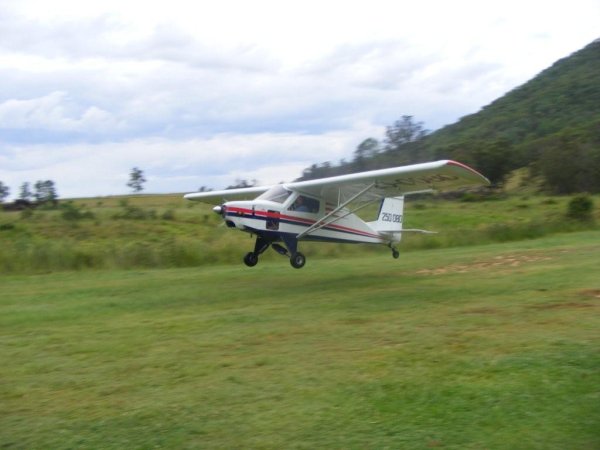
[299,39,600,193]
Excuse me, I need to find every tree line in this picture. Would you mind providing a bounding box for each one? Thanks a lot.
[297,115,431,181]
[296,113,600,195]
[0,180,58,206]
[1,167,149,207]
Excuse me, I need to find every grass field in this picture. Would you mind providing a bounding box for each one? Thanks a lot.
[1,230,599,449]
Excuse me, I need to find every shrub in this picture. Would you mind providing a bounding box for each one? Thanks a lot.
[20,209,34,220]
[161,209,176,221]
[61,201,95,221]
[567,194,594,221]
[114,200,156,220]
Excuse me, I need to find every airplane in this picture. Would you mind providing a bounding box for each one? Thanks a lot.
[184,160,490,268]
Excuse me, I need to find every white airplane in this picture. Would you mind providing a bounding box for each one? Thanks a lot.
[184,160,489,269]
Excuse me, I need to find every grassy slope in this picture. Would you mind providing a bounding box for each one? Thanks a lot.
[1,231,599,449]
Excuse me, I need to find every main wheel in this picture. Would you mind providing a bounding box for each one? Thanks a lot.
[392,249,400,259]
[290,252,306,269]
[243,252,258,267]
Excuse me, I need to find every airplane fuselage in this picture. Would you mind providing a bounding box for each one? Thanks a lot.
[221,199,385,245]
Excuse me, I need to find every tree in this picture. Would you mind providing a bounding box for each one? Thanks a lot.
[0,181,9,203]
[127,167,146,193]
[533,122,600,194]
[470,138,515,186]
[384,116,427,148]
[383,115,429,163]
[33,180,58,205]
[226,178,257,189]
[353,138,380,169]
[19,182,33,201]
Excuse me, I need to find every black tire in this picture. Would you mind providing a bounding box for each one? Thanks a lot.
[243,252,258,267]
[392,250,400,259]
[290,252,306,269]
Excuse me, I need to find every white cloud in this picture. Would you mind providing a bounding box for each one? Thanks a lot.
[0,91,118,132]
[0,123,383,198]
[0,0,598,199]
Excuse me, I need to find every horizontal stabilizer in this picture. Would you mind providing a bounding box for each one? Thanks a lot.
[402,228,438,234]
[377,228,437,235]
[398,228,437,234]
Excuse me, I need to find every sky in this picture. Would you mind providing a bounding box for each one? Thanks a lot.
[1,0,599,199]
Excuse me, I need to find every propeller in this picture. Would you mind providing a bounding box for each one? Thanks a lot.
[212,204,227,218]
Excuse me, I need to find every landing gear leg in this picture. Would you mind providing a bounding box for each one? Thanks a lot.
[243,236,272,267]
[281,235,306,269]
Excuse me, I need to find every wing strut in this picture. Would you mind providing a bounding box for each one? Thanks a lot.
[296,183,375,240]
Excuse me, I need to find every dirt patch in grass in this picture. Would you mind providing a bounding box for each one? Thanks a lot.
[415,253,553,276]
[530,301,597,310]
[578,288,600,299]
[528,290,600,310]
[460,306,502,315]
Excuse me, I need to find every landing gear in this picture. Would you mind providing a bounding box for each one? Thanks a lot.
[389,243,400,259]
[242,235,307,269]
[242,236,271,267]
[290,252,306,269]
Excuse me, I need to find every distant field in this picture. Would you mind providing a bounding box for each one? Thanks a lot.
[1,231,599,449]
[1,193,598,273]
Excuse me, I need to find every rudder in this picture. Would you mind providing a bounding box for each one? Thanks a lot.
[372,196,404,233]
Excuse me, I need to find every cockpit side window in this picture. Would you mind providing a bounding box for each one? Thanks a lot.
[289,195,320,213]
[256,185,291,203]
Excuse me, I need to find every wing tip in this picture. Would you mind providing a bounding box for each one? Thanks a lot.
[445,160,491,185]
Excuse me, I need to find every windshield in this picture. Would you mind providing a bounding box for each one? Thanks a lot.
[256,185,291,203]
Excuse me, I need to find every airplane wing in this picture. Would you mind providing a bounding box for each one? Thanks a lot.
[184,160,489,205]
[284,160,490,204]
[184,185,273,203]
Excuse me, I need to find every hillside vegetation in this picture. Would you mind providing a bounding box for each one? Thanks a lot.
[299,39,600,193]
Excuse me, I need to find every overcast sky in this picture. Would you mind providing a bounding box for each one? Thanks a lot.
[1,0,598,199]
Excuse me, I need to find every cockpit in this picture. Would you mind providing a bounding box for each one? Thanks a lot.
[255,185,321,214]
[288,194,320,213]
[256,185,292,203]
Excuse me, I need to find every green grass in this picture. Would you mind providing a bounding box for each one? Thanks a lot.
[1,231,599,449]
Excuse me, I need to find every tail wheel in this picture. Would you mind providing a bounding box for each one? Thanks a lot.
[290,252,306,269]
[243,252,258,267]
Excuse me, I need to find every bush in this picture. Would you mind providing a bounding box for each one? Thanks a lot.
[20,208,34,220]
[161,209,176,221]
[61,202,95,221]
[567,195,594,221]
[114,199,156,220]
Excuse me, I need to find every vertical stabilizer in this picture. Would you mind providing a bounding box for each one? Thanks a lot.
[370,196,404,233]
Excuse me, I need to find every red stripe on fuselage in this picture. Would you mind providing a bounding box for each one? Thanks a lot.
[226,206,381,239]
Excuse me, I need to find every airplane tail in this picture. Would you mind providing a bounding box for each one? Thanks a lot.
[368,196,436,243]
[368,196,404,237]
